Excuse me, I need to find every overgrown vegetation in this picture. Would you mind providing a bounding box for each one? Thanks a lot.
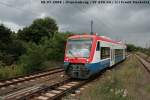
[79,56,150,100]
[127,44,143,52]
[0,65,24,80]
[0,17,70,79]
[126,44,150,56]
[19,33,68,74]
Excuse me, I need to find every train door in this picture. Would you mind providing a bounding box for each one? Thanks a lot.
[92,41,100,63]
[110,48,115,66]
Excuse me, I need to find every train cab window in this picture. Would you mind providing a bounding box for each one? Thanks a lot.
[66,38,92,58]
[96,42,100,51]
[101,47,110,59]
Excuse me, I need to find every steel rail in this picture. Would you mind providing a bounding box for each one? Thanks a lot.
[135,54,150,74]
[0,68,64,88]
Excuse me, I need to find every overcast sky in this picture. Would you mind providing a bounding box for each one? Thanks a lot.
[0,0,150,47]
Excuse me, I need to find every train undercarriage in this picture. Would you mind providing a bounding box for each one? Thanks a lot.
[65,64,91,79]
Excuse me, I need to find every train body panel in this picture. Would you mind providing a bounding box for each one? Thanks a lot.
[86,58,110,73]
[64,34,126,79]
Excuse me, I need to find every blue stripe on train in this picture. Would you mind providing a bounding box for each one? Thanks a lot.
[85,59,110,74]
[115,55,124,63]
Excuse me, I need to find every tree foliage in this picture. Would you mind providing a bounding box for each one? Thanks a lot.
[0,24,26,65]
[18,17,58,43]
[126,44,137,52]
[19,42,47,73]
[19,33,68,73]
[126,44,149,55]
[0,24,12,43]
[0,17,72,77]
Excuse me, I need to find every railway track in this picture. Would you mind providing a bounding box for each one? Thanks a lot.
[1,56,131,100]
[0,67,64,90]
[32,80,85,100]
[1,78,71,100]
[2,76,95,100]
[135,54,150,74]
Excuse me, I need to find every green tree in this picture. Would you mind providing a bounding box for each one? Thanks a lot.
[0,24,25,65]
[126,44,137,52]
[0,24,12,43]
[46,32,68,61]
[18,17,58,43]
[19,42,48,73]
[0,24,12,65]
[19,32,68,74]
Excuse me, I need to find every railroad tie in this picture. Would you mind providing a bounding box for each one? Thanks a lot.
[29,79,35,82]
[70,82,79,84]
[24,76,30,79]
[0,87,6,90]
[57,87,67,90]
[50,90,62,94]
[40,77,46,79]
[44,92,56,97]
[29,75,35,78]
[5,81,12,84]
[17,83,22,85]
[12,79,19,82]
[36,96,49,100]
[10,85,15,87]
[66,83,77,86]
[61,85,72,88]
[38,90,62,99]
[18,78,25,80]
[0,82,4,85]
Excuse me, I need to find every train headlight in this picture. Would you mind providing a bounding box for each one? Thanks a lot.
[65,58,69,61]
[86,59,89,63]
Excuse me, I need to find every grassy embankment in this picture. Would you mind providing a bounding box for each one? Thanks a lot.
[0,61,61,80]
[0,65,24,80]
[78,55,150,100]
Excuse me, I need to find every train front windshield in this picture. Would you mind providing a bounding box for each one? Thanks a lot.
[66,38,92,58]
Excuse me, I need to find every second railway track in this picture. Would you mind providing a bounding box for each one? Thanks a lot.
[0,67,64,90]
[135,54,150,74]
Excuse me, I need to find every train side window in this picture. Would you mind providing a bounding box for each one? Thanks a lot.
[115,49,123,56]
[101,47,110,59]
[96,42,100,51]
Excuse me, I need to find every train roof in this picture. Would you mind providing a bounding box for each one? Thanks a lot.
[68,34,126,47]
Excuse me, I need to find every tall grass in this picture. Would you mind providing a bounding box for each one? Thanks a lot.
[80,56,150,100]
[0,65,24,80]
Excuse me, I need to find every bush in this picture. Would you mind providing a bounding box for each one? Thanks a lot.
[46,33,67,61]
[0,31,69,77]
[19,42,48,74]
[19,32,68,74]
[1,40,26,65]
